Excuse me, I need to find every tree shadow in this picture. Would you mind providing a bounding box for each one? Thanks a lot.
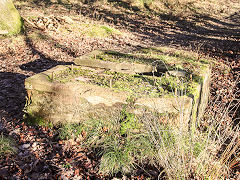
[0,72,27,119]
[20,27,74,74]
[227,10,240,24]
[30,0,238,59]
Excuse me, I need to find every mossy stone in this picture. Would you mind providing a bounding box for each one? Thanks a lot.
[0,0,23,35]
[24,47,211,128]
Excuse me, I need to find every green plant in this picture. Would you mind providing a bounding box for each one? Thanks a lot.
[63,162,72,169]
[119,109,140,135]
[58,123,83,140]
[0,133,16,157]
[99,135,134,174]
[97,120,155,175]
[23,113,53,127]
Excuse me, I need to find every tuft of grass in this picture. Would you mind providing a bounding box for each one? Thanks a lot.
[0,134,16,157]
[56,87,239,178]
[86,24,121,37]
[58,123,83,140]
[63,22,122,38]
[23,113,53,127]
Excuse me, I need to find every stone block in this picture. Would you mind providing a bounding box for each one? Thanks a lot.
[24,49,211,129]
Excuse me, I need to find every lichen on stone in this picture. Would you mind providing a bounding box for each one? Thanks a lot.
[0,0,23,35]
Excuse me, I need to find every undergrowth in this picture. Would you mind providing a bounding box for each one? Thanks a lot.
[56,77,239,179]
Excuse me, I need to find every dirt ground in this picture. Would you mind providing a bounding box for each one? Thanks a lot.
[0,0,239,179]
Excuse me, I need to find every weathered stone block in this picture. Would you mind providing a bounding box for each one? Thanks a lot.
[24,49,211,128]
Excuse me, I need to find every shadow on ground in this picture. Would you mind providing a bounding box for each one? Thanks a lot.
[18,0,240,60]
[0,72,26,119]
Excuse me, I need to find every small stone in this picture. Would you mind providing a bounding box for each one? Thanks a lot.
[0,166,9,177]
[9,128,20,135]
[21,143,30,149]
[167,70,187,77]
[61,16,74,24]
[32,142,38,151]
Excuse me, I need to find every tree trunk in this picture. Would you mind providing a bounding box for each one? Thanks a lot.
[0,0,23,35]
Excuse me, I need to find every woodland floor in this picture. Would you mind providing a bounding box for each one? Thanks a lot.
[0,1,239,179]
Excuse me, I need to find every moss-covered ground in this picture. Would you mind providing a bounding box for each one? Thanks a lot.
[0,133,16,157]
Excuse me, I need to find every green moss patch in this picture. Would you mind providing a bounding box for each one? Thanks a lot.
[23,112,53,127]
[89,50,157,65]
[77,48,210,98]
[51,66,199,98]
[82,24,121,37]
[139,47,209,73]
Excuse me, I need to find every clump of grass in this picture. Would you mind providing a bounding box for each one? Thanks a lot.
[58,84,239,179]
[86,108,157,175]
[64,22,121,38]
[57,106,155,175]
[23,112,53,127]
[57,91,238,178]
[85,24,121,37]
[0,133,16,157]
[141,113,216,179]
[58,123,83,140]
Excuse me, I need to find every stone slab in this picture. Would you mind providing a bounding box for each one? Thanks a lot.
[25,50,211,129]
[74,50,157,74]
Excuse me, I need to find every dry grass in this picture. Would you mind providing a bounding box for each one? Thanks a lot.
[139,81,239,179]
[56,76,239,178]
